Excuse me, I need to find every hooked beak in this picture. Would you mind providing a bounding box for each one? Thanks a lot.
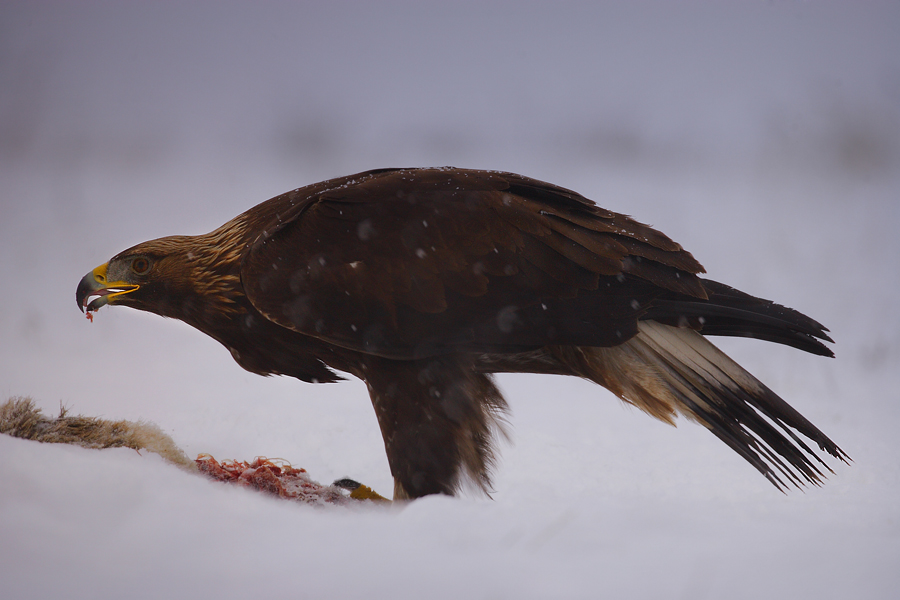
[76,263,140,314]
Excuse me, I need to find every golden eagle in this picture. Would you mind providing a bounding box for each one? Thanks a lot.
[76,168,847,499]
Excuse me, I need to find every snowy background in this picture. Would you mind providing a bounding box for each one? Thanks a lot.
[2,2,899,598]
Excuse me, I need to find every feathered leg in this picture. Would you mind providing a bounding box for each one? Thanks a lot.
[358,356,508,499]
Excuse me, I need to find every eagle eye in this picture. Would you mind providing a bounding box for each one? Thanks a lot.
[131,257,151,275]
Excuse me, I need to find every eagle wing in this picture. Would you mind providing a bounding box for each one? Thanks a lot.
[241,168,707,358]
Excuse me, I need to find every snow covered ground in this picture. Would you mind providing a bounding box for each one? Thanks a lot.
[1,2,898,598]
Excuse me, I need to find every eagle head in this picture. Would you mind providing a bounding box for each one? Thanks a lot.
[76,234,245,325]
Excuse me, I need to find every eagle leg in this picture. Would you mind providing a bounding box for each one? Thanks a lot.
[358,355,509,499]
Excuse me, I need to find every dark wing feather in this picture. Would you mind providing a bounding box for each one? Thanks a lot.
[240,168,706,359]
[644,279,835,357]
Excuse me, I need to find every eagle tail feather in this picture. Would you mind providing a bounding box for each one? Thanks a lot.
[552,321,848,490]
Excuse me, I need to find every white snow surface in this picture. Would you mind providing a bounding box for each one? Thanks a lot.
[1,2,899,598]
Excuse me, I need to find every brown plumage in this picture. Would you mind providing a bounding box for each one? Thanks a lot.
[76,167,847,499]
